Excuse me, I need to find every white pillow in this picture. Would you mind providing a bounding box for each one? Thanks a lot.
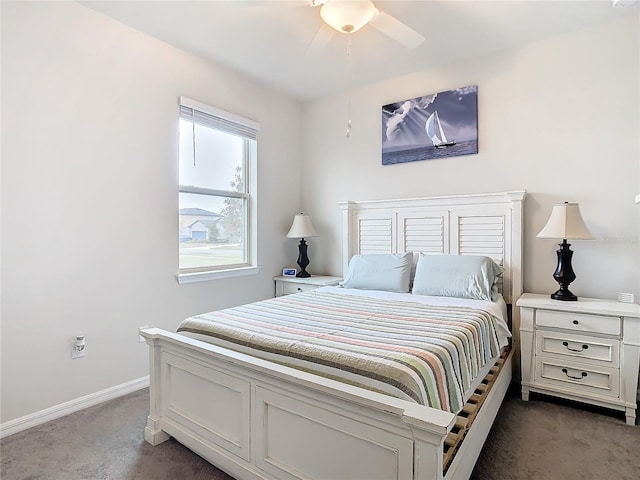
[341,252,413,293]
[411,254,504,301]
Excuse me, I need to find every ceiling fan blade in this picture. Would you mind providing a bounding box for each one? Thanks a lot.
[307,24,334,53]
[369,11,425,49]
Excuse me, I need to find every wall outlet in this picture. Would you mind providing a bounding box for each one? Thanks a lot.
[71,335,86,359]
[139,325,149,343]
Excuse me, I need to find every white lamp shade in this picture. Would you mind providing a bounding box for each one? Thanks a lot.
[286,214,318,239]
[537,202,593,240]
[320,0,377,33]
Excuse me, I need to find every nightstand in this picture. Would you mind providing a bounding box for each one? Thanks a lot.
[517,293,640,425]
[274,275,342,297]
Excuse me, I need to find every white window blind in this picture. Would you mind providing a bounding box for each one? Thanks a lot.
[179,97,259,139]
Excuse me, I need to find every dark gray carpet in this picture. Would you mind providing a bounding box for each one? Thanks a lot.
[2,387,638,479]
[470,387,640,480]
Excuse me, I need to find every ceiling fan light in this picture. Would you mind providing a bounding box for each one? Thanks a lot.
[320,0,377,34]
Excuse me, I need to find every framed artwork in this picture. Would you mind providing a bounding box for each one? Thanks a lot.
[381,85,478,165]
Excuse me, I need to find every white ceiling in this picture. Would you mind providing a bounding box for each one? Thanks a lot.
[82,0,638,101]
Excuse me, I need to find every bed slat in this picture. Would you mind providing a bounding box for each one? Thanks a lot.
[443,348,510,474]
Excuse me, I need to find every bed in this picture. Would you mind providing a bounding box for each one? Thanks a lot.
[141,190,526,480]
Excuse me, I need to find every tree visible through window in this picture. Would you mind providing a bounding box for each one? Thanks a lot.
[218,166,244,244]
[178,97,258,277]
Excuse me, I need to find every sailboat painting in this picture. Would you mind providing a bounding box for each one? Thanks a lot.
[382,85,478,165]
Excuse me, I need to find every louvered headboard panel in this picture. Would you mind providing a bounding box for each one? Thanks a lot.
[339,191,526,305]
[402,214,446,254]
[357,216,393,254]
[456,214,507,294]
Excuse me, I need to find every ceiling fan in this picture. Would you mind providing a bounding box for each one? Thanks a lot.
[309,0,425,49]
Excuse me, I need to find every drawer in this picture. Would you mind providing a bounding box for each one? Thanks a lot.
[281,282,319,295]
[535,309,620,336]
[535,329,619,368]
[535,357,620,398]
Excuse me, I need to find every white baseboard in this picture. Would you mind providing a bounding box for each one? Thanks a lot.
[0,376,149,439]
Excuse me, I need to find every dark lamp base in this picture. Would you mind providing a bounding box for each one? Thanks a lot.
[549,239,579,301]
[551,288,577,301]
[295,238,312,278]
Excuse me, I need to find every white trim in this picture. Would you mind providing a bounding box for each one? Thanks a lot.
[177,265,261,284]
[337,190,527,210]
[0,376,149,439]
[179,96,260,131]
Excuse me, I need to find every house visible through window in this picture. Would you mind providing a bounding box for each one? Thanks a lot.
[178,97,259,281]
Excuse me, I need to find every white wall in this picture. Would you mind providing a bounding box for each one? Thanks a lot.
[302,15,640,303]
[1,2,302,423]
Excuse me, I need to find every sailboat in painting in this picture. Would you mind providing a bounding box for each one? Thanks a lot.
[425,110,456,149]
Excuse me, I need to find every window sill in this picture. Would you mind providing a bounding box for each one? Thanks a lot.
[177,266,261,284]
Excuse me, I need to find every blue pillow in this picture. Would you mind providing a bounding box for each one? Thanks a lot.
[341,252,413,293]
[411,254,504,301]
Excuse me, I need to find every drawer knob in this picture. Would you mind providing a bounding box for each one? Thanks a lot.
[297,287,302,292]
[562,341,589,353]
[561,368,587,380]
[572,320,579,325]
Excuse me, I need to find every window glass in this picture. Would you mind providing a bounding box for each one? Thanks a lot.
[178,119,245,191]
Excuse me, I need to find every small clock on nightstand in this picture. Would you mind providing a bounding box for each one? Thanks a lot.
[517,293,640,425]
[273,275,342,297]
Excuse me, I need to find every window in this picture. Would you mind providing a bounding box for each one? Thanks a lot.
[178,97,259,283]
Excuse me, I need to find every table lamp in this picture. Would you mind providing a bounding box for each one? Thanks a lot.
[286,214,318,278]
[537,202,593,301]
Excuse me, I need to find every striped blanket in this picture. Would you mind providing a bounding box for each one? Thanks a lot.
[177,290,503,414]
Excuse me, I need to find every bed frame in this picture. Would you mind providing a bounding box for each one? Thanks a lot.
[142,190,526,480]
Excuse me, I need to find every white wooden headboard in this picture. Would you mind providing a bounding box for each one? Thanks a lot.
[338,190,526,306]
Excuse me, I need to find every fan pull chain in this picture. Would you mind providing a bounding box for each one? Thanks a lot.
[346,35,353,139]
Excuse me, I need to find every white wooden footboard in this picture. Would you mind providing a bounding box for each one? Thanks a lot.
[142,328,513,480]
[142,328,462,480]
